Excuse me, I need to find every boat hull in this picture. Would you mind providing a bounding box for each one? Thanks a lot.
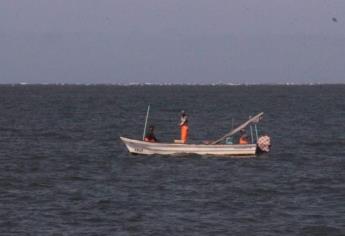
[120,137,257,156]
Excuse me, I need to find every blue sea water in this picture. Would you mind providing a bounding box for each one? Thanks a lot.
[0,85,344,235]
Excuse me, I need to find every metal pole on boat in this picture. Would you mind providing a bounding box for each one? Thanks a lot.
[250,125,254,144]
[254,124,259,141]
[142,104,150,140]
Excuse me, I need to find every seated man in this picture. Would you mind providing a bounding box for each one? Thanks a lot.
[144,125,158,142]
[239,130,249,144]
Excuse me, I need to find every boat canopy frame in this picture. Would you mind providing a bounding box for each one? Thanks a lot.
[210,112,264,144]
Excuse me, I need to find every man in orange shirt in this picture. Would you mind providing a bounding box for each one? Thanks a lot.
[179,111,189,144]
[239,130,249,144]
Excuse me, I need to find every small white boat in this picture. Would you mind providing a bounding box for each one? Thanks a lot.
[120,136,257,156]
[120,111,271,157]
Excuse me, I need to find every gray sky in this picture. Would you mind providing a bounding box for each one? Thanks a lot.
[1,0,344,84]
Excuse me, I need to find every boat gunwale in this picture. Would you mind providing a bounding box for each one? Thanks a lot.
[120,136,257,148]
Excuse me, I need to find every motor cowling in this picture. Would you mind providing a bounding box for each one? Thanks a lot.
[257,135,271,153]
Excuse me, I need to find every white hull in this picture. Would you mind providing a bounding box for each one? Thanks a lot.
[120,137,257,156]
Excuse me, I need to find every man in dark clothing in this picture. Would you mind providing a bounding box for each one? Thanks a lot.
[144,125,158,142]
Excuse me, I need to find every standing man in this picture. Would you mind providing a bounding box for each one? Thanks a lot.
[179,111,189,143]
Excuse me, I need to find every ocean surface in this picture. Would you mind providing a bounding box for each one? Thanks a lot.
[0,85,344,236]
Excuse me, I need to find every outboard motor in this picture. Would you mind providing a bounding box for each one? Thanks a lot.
[257,134,271,154]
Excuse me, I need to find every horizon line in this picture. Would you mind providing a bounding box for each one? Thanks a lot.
[0,82,344,86]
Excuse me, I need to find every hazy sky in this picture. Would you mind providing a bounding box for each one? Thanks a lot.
[1,0,344,84]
